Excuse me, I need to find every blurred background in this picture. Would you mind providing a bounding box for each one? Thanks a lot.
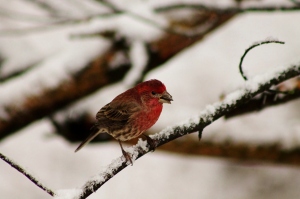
[1,0,300,198]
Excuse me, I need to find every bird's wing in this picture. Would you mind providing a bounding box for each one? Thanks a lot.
[75,93,143,152]
[96,101,141,123]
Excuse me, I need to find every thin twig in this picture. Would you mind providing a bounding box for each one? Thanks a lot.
[155,4,300,13]
[239,40,285,80]
[0,152,55,197]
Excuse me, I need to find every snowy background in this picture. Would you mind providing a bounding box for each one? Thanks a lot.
[1,0,300,199]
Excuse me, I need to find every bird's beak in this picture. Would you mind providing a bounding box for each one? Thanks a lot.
[159,91,173,104]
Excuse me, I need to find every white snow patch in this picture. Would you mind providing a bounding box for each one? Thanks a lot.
[137,138,149,151]
[198,104,217,123]
[89,156,125,186]
[223,90,244,105]
[116,14,165,42]
[126,146,139,163]
[109,0,168,41]
[124,40,148,86]
[0,38,109,118]
[54,189,82,199]
[72,5,165,42]
[109,51,129,69]
[153,125,174,140]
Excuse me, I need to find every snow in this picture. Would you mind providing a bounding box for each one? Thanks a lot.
[123,40,148,86]
[137,138,149,151]
[0,37,108,118]
[108,51,129,69]
[54,189,82,199]
[1,1,300,199]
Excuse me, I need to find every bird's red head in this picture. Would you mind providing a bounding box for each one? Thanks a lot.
[135,79,173,105]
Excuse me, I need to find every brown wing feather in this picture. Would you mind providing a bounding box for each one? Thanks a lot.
[96,100,142,131]
[75,90,142,152]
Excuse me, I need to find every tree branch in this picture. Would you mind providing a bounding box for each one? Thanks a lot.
[155,3,300,13]
[225,87,300,118]
[0,42,130,140]
[157,138,300,166]
[71,63,300,199]
[0,152,55,197]
[239,39,285,81]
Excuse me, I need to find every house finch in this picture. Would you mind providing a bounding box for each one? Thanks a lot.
[75,79,173,164]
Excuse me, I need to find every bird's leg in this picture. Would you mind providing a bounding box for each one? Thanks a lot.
[118,141,133,165]
[142,134,157,152]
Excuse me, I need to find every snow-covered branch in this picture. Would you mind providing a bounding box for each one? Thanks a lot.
[69,63,300,199]
[225,86,300,118]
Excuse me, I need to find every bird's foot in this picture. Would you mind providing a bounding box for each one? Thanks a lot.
[143,134,157,152]
[121,149,133,165]
[118,141,133,165]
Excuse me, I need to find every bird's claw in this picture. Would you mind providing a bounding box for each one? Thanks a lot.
[121,149,133,165]
[143,134,157,152]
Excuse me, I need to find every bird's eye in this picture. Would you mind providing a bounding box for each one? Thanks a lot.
[151,91,156,95]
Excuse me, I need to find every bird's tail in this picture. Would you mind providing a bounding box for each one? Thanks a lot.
[75,129,103,152]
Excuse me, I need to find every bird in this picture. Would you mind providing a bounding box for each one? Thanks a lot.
[75,79,173,164]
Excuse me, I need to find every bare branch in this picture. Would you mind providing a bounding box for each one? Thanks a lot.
[73,63,300,199]
[0,152,55,196]
[155,3,300,13]
[158,138,300,166]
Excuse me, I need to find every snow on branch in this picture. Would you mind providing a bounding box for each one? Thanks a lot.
[70,63,300,199]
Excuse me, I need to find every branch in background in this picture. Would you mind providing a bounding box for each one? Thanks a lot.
[1,2,299,36]
[158,137,300,166]
[71,63,300,199]
[155,3,300,13]
[0,12,233,141]
[24,0,69,19]
[0,62,39,83]
[53,107,300,166]
[0,12,119,36]
[0,152,55,197]
[0,40,131,140]
[290,0,300,6]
